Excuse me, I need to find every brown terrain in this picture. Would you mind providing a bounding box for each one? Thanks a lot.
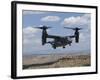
[23,54,90,69]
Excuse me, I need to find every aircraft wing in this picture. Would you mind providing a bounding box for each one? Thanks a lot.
[47,35,75,39]
[65,35,75,38]
[47,35,61,39]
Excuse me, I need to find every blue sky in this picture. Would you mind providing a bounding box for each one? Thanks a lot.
[22,10,91,55]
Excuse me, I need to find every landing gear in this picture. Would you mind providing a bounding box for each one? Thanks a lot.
[63,46,65,48]
[53,46,56,49]
[52,44,56,49]
[69,43,71,46]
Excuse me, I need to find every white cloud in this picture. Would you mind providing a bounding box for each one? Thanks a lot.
[23,11,46,15]
[62,14,90,26]
[41,16,60,22]
[23,26,39,35]
[22,26,51,54]
[23,26,40,44]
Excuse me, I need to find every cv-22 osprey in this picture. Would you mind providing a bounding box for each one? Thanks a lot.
[35,25,82,49]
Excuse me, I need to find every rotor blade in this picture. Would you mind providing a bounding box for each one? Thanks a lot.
[64,27,82,30]
[33,26,52,29]
[45,27,52,29]
[74,28,82,30]
[33,27,43,29]
[64,27,75,30]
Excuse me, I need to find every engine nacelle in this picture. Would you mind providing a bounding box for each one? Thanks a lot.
[74,31,79,43]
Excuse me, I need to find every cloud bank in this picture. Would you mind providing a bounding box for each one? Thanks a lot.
[62,14,90,26]
[41,16,60,22]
